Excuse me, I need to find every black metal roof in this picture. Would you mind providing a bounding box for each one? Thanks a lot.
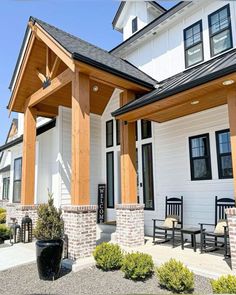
[112,48,236,117]
[112,1,166,31]
[29,17,156,89]
[110,1,190,55]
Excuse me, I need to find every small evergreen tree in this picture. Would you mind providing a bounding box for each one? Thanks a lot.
[34,192,64,240]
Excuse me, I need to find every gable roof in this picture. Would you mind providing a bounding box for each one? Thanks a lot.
[27,17,157,89]
[110,1,191,56]
[112,1,166,31]
[112,48,236,117]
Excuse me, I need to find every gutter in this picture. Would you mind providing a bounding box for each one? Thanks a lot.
[112,64,236,117]
[0,118,56,153]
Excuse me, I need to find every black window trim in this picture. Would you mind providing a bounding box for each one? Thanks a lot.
[13,156,22,203]
[2,177,10,200]
[116,119,120,146]
[106,120,113,148]
[132,17,138,34]
[189,133,212,181]
[184,20,204,68]
[142,143,155,211]
[208,4,233,57]
[215,128,233,179]
[106,151,114,209]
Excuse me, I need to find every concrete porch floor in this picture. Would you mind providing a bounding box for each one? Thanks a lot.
[122,236,235,279]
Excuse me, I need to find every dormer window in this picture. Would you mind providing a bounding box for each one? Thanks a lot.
[132,17,138,34]
[184,20,204,68]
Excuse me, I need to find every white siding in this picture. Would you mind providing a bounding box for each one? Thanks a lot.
[58,107,102,206]
[124,0,236,81]
[144,105,233,235]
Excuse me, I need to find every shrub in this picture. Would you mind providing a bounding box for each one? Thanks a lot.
[156,259,194,293]
[34,192,64,240]
[0,212,6,224]
[211,275,236,294]
[0,208,6,214]
[121,252,154,280]
[0,224,11,242]
[93,242,123,271]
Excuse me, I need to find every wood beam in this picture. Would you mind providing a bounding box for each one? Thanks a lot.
[227,88,236,201]
[50,56,61,79]
[71,70,90,205]
[28,68,73,108]
[120,90,137,204]
[21,107,36,205]
[34,104,58,118]
[37,70,47,83]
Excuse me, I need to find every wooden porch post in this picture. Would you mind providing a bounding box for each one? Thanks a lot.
[71,69,90,205]
[120,90,137,204]
[227,88,236,200]
[21,107,36,205]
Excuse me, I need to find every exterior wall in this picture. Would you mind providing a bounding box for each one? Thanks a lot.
[124,0,236,81]
[58,106,102,207]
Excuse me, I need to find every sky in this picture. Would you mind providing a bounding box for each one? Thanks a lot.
[0,0,177,145]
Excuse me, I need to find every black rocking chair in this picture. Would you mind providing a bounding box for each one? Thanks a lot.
[200,196,235,258]
[153,196,183,247]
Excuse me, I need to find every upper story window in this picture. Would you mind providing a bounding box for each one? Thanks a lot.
[13,157,22,203]
[216,129,233,179]
[132,17,138,34]
[2,177,10,200]
[141,120,152,139]
[208,5,232,57]
[184,20,204,68]
[106,120,113,148]
[116,120,120,146]
[189,134,212,181]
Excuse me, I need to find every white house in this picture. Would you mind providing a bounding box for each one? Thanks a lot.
[2,0,236,267]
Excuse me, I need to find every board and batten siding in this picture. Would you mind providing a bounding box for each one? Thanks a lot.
[58,106,102,206]
[144,105,233,235]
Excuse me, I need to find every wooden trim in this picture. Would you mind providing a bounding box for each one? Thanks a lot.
[50,56,61,79]
[28,68,73,108]
[71,70,90,205]
[30,22,75,72]
[21,107,36,205]
[120,90,137,204]
[227,88,236,200]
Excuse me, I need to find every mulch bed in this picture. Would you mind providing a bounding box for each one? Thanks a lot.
[0,262,212,295]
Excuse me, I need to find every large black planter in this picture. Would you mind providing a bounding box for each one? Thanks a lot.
[36,239,64,280]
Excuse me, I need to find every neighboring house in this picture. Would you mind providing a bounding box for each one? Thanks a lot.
[3,0,236,266]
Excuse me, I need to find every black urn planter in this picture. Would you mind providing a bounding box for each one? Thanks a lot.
[36,239,64,280]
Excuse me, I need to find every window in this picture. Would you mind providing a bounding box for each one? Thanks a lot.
[141,120,152,139]
[189,134,212,180]
[13,157,22,203]
[142,143,154,210]
[208,5,232,56]
[184,20,204,68]
[116,120,120,146]
[106,152,114,208]
[106,120,113,148]
[2,177,10,200]
[216,129,233,179]
[132,17,138,34]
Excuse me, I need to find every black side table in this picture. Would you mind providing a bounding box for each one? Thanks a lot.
[181,227,201,252]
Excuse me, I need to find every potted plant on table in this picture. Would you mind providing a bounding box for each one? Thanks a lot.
[34,192,64,280]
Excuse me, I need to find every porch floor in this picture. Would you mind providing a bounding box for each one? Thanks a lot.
[122,236,234,279]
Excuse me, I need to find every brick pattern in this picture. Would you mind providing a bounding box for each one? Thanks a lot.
[116,203,144,247]
[62,205,97,260]
[6,204,38,228]
[226,207,236,270]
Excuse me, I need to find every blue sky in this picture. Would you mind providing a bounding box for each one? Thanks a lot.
[0,0,176,144]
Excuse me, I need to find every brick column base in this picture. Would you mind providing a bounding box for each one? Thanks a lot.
[62,205,97,260]
[6,204,38,228]
[115,204,144,247]
[226,207,236,270]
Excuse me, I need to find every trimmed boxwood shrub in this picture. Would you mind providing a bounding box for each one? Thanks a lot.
[93,242,123,271]
[0,212,6,224]
[0,224,11,243]
[211,275,236,294]
[156,259,194,293]
[121,252,154,280]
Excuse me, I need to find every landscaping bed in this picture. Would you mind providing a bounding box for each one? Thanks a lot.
[0,262,212,295]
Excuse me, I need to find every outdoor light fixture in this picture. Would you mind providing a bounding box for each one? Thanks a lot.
[191,100,199,105]
[222,80,235,86]
[92,85,99,92]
